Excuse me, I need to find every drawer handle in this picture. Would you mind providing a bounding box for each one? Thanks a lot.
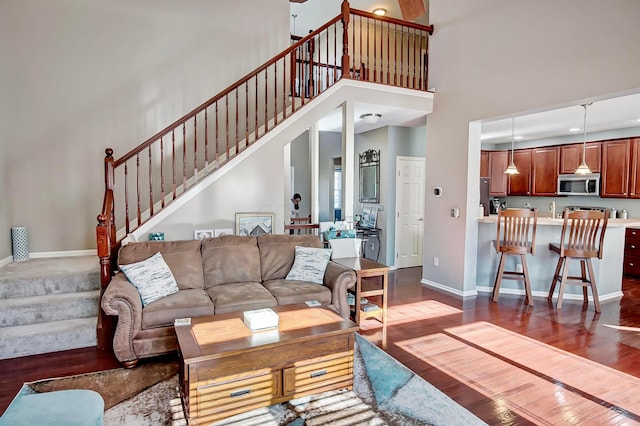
[310,369,327,378]
[230,388,251,398]
[632,245,637,249]
[630,263,634,267]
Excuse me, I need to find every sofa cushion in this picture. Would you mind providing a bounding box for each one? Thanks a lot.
[262,279,332,306]
[286,246,332,284]
[206,282,277,314]
[118,240,204,290]
[201,236,261,287]
[142,289,214,329]
[258,234,323,281]
[119,252,179,306]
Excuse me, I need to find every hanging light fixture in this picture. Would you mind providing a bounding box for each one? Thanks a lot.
[574,103,593,174]
[504,117,519,175]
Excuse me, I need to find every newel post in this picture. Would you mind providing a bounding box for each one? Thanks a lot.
[96,148,115,350]
[341,0,351,78]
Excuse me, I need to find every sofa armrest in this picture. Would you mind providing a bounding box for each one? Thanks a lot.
[100,272,143,363]
[323,261,356,319]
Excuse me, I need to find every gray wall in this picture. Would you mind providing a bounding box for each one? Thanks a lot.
[0,0,289,256]
[425,0,640,294]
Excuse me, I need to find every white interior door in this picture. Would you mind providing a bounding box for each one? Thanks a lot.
[395,157,425,268]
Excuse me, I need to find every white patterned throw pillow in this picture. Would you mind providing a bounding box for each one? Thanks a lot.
[285,246,332,285]
[119,252,179,306]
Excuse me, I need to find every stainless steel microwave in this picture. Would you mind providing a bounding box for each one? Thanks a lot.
[557,173,600,196]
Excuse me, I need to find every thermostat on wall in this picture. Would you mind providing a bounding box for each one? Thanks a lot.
[433,187,443,197]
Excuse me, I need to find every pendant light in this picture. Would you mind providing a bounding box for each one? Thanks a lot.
[574,103,593,174]
[504,117,519,175]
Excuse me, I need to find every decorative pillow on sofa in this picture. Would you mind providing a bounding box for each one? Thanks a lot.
[285,246,332,285]
[119,252,179,306]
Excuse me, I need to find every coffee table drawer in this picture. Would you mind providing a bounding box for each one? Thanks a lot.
[283,350,354,397]
[192,368,280,424]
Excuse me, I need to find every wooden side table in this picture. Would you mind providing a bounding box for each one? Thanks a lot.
[332,257,389,325]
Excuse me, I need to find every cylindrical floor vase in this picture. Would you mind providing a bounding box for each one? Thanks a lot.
[11,227,29,261]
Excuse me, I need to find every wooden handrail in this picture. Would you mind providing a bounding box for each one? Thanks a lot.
[96,0,433,349]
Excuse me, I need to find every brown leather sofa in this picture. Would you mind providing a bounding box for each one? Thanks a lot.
[101,234,356,367]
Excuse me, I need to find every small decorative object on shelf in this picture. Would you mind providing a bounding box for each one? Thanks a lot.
[149,232,165,241]
[243,308,279,331]
[361,303,380,312]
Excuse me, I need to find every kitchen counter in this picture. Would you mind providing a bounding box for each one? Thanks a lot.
[479,215,640,228]
[476,215,638,304]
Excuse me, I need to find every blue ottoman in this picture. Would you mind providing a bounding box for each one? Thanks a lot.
[0,386,104,426]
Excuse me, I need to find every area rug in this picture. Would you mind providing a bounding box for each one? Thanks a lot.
[23,334,485,426]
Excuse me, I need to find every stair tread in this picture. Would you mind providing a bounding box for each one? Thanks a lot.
[0,318,97,360]
[0,290,100,306]
[0,317,97,335]
[0,256,100,299]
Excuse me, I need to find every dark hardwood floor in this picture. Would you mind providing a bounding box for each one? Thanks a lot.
[2,268,640,424]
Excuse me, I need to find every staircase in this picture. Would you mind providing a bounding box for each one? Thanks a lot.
[0,256,100,360]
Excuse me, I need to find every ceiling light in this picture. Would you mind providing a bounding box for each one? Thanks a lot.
[360,113,382,124]
[575,103,593,175]
[569,127,580,132]
[514,135,523,140]
[504,117,519,175]
[373,8,386,16]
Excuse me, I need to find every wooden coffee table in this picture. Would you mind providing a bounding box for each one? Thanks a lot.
[174,304,359,425]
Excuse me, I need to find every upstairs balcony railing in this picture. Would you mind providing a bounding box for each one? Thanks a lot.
[96,0,432,349]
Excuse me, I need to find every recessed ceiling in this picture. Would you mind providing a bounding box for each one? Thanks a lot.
[481,92,640,145]
[318,102,427,133]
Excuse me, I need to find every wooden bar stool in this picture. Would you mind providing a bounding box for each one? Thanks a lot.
[492,208,538,306]
[548,209,608,313]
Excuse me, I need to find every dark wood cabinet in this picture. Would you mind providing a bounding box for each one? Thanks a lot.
[628,138,640,198]
[624,227,640,277]
[508,149,531,196]
[488,150,508,196]
[480,151,489,178]
[601,139,630,198]
[531,147,559,196]
[559,142,601,174]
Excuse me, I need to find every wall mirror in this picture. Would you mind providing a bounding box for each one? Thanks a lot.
[359,149,380,203]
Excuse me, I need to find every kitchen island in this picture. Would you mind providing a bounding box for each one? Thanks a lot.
[477,216,640,304]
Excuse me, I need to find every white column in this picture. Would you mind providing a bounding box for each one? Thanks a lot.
[342,102,355,222]
[309,122,320,222]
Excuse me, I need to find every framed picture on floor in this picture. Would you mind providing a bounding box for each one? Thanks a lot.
[214,228,234,237]
[235,213,274,236]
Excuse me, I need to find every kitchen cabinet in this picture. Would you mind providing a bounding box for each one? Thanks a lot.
[624,227,640,277]
[480,151,489,178]
[601,139,630,198]
[508,149,531,196]
[559,142,601,174]
[531,146,559,196]
[628,138,640,198]
[488,150,508,196]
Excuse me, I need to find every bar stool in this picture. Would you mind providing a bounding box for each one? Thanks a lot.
[492,207,538,306]
[548,209,608,313]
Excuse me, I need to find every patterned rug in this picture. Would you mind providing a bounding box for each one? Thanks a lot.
[26,334,485,426]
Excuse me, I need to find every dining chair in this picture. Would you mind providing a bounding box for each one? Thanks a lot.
[492,207,538,307]
[290,215,312,225]
[284,223,319,235]
[548,209,608,313]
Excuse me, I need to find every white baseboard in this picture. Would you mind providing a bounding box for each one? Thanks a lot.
[29,249,97,258]
[0,249,98,269]
[421,279,479,297]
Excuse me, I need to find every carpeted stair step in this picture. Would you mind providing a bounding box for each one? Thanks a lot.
[0,317,98,360]
[0,256,100,300]
[0,290,100,327]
